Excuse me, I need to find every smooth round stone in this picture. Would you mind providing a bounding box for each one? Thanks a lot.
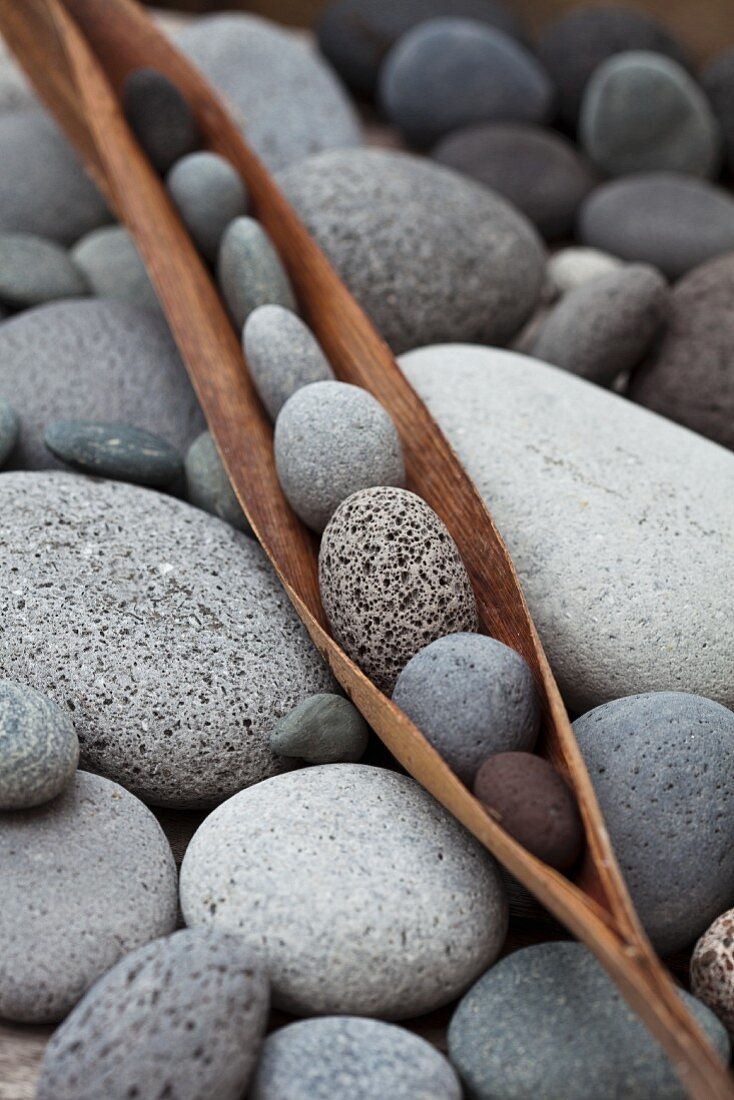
[72,226,159,313]
[400,345,733,712]
[392,633,539,785]
[177,14,361,173]
[166,151,248,263]
[432,123,596,240]
[691,911,734,1035]
[0,770,177,1022]
[277,148,545,353]
[44,420,183,488]
[545,246,624,300]
[574,692,734,954]
[184,430,252,533]
[180,764,507,1018]
[0,396,19,467]
[379,19,553,148]
[319,487,478,693]
[0,109,109,244]
[0,233,88,308]
[0,473,334,807]
[0,680,78,810]
[36,930,269,1100]
[243,305,334,421]
[218,216,296,330]
[629,251,734,450]
[533,263,667,385]
[123,67,200,175]
[580,51,720,178]
[250,1016,462,1100]
[448,942,729,1100]
[0,298,204,469]
[702,50,734,174]
[270,694,369,764]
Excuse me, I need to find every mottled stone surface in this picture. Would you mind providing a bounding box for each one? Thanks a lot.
[270,694,369,764]
[691,910,734,1035]
[0,233,88,308]
[72,226,159,313]
[184,430,252,533]
[167,151,248,263]
[0,680,78,810]
[244,305,333,420]
[218,217,296,330]
[123,67,200,175]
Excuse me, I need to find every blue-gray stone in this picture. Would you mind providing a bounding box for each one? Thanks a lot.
[43,420,182,488]
[166,151,248,263]
[0,232,88,308]
[270,694,369,764]
[184,430,252,534]
[0,680,78,810]
[218,216,296,330]
[122,67,200,175]
[243,305,333,421]
[72,226,159,313]
[0,397,19,467]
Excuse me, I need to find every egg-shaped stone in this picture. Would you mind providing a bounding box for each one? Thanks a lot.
[691,910,734,1034]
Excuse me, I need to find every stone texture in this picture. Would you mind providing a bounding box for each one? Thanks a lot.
[0,680,78,810]
[0,473,334,808]
[0,397,18,467]
[0,770,177,1022]
[401,344,734,712]
[270,694,369,764]
[277,148,545,353]
[123,67,200,175]
[43,420,182,487]
[72,226,159,312]
[180,764,507,1018]
[184,430,252,533]
[702,49,734,175]
[545,246,624,299]
[0,233,88,308]
[691,910,734,1035]
[166,151,248,263]
[244,305,334,420]
[218,216,296,330]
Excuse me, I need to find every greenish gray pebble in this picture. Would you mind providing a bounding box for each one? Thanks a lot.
[0,232,88,308]
[243,304,333,420]
[0,680,79,810]
[0,397,19,467]
[43,420,182,488]
[184,430,252,534]
[270,694,369,764]
[218,216,296,330]
[72,226,159,313]
[167,151,248,263]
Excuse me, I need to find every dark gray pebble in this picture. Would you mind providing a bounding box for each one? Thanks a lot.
[184,430,252,533]
[702,49,734,174]
[218,216,296,330]
[44,420,182,488]
[270,693,369,764]
[0,679,79,810]
[0,396,19,467]
[123,67,200,175]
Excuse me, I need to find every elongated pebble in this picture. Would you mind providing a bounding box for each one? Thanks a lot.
[184,430,252,533]
[123,67,200,174]
[218,216,296,329]
[167,151,248,263]
[44,420,182,488]
[244,305,333,420]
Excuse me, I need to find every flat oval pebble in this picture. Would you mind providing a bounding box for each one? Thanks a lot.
[270,693,369,764]
[545,245,624,299]
[0,472,334,807]
[702,49,734,174]
[218,216,296,330]
[123,67,200,175]
[277,148,545,353]
[37,930,269,1100]
[401,345,734,712]
[691,911,734,1034]
[448,941,729,1100]
[71,226,159,312]
[44,420,182,487]
[167,151,248,263]
[319,487,478,693]
[0,679,78,810]
[0,396,19,466]
[244,304,334,420]
[180,764,507,1018]
[0,770,177,1022]
[578,173,734,279]
[0,232,88,308]
[184,430,252,533]
[0,298,204,468]
[250,1016,462,1100]
[379,18,553,148]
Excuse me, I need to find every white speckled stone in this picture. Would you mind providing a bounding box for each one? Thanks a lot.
[218,217,296,329]
[545,247,624,301]
[0,680,79,810]
[244,305,333,420]
[72,226,159,312]
[167,151,248,263]
[691,910,734,1034]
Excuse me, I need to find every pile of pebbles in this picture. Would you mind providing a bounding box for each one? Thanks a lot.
[0,4,733,1099]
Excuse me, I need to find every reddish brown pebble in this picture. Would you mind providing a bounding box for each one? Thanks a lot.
[691,910,734,1034]
[473,751,583,871]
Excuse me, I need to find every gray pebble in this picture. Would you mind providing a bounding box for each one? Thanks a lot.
[0,396,18,466]
[184,429,252,533]
[319,487,478,693]
[72,225,159,312]
[702,49,734,174]
[180,764,507,1018]
[122,67,200,175]
[392,633,539,786]
[250,1016,461,1100]
[243,304,333,420]
[0,770,177,1022]
[218,216,296,330]
[166,151,248,263]
[0,680,78,810]
[448,941,729,1100]
[43,419,182,487]
[37,930,269,1100]
[270,693,369,764]
[545,246,624,299]
[0,232,88,308]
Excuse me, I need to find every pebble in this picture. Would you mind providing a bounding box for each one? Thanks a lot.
[275,381,405,532]
[177,14,361,173]
[0,472,334,808]
[243,304,334,420]
[545,246,624,300]
[392,633,539,785]
[379,18,553,148]
[250,1016,462,1100]
[580,51,720,178]
[574,691,734,954]
[319,487,478,693]
[0,232,88,308]
[691,911,734,1035]
[270,694,369,764]
[184,430,252,533]
[400,344,733,712]
[432,123,596,241]
[43,420,183,488]
[0,396,19,466]
[166,151,248,263]
[0,298,204,468]
[701,49,734,174]
[36,930,269,1100]
[0,680,78,810]
[277,148,545,353]
[628,251,734,450]
[180,764,507,1017]
[71,226,159,312]
[218,216,296,330]
[122,67,200,175]
[448,941,729,1100]
[578,173,734,279]
[0,770,177,1022]
[532,263,668,385]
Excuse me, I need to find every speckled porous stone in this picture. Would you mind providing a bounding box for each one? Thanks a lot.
[0,397,18,466]
[218,217,296,329]
[72,226,159,312]
[574,692,734,954]
[392,633,539,785]
[448,942,729,1100]
[691,910,734,1034]
[43,420,182,487]
[0,298,204,468]
[319,487,478,693]
[166,151,248,263]
[184,430,252,533]
[250,1016,462,1100]
[545,246,624,299]
[0,680,78,810]
[270,694,369,764]
[702,50,734,174]
[36,931,269,1100]
[0,233,88,308]
[0,473,334,808]
[243,305,334,420]
[0,770,177,1022]
[180,764,507,1018]
[277,148,545,353]
[123,68,200,175]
